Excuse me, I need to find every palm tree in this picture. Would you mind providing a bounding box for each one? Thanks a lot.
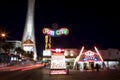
[15,47,25,55]
[2,42,14,54]
[24,51,33,59]
[15,47,27,61]
[2,42,14,64]
[0,27,7,65]
[0,43,2,54]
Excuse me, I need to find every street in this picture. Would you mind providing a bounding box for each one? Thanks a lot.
[0,66,120,80]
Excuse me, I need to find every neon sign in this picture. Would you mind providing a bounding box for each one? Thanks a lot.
[42,28,69,37]
[78,49,103,62]
[83,57,98,61]
[85,51,95,56]
[50,48,67,74]
[50,70,67,74]
[83,51,97,61]
[50,56,66,69]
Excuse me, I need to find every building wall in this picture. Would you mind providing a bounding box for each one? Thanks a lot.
[99,49,120,60]
[43,48,120,60]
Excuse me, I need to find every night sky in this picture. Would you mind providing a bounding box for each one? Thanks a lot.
[0,0,120,56]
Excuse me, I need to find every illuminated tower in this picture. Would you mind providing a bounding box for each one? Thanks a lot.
[22,0,37,60]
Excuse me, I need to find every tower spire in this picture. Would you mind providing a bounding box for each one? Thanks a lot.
[22,0,37,60]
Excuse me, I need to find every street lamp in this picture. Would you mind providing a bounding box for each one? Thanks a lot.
[0,32,7,42]
[0,32,6,66]
[1,33,6,39]
[0,33,6,52]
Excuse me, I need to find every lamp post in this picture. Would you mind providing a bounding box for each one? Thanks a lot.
[0,32,6,66]
[0,32,6,51]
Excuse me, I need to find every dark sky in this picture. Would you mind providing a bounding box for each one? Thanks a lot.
[0,0,120,55]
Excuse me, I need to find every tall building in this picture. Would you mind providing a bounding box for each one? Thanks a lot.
[22,0,37,60]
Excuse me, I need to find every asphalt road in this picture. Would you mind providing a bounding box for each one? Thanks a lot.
[0,67,120,80]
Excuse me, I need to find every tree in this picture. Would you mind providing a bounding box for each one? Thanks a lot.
[2,42,14,54]
[24,51,34,61]
[15,47,25,55]
[0,27,7,53]
[0,27,7,64]
[2,42,14,64]
[14,47,24,61]
[0,43,2,53]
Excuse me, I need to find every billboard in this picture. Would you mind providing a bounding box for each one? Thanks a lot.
[43,49,51,56]
[23,46,33,51]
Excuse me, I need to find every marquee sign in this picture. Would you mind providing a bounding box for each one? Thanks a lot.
[22,39,34,52]
[50,55,66,69]
[83,51,98,61]
[78,47,103,62]
[50,48,67,75]
[42,28,69,37]
[73,47,103,69]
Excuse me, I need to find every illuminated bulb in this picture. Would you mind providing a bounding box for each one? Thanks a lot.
[56,49,61,52]
[70,53,74,56]
[1,33,6,37]
[64,51,68,56]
